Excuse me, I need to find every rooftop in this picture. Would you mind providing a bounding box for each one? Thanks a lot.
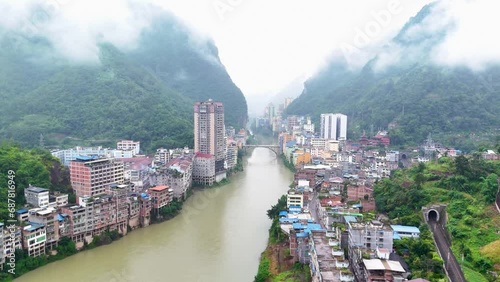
[390,225,420,234]
[24,222,45,232]
[74,155,99,161]
[26,186,49,193]
[363,259,405,272]
[149,185,169,192]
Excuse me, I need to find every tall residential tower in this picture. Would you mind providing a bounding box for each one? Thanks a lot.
[320,113,347,140]
[194,99,225,174]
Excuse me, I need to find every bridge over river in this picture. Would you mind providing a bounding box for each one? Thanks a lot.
[242,144,280,155]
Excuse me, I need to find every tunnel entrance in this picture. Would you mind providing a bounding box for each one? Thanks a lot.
[428,209,439,222]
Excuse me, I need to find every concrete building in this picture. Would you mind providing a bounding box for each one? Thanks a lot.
[361,259,407,281]
[225,141,239,170]
[194,100,226,174]
[149,185,173,214]
[139,193,152,227]
[193,153,216,186]
[303,116,315,133]
[60,205,94,242]
[109,184,129,235]
[22,222,46,257]
[286,116,300,132]
[121,157,153,192]
[48,193,69,208]
[154,148,171,165]
[348,220,393,251]
[391,225,420,239]
[52,146,132,166]
[287,190,304,208]
[3,226,22,260]
[116,140,140,155]
[24,186,49,208]
[69,156,124,201]
[309,229,353,282]
[164,155,194,200]
[27,207,59,250]
[320,113,347,140]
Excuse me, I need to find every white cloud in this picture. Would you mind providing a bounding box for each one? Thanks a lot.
[431,0,500,70]
[1,0,441,95]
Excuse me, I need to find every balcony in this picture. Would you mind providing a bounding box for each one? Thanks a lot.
[335,260,349,269]
[340,271,354,282]
[326,231,336,238]
[328,239,339,247]
[332,249,343,257]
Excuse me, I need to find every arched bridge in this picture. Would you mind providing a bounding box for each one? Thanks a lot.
[242,144,280,155]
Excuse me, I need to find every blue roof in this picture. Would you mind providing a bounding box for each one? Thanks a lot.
[293,223,324,234]
[25,222,45,232]
[393,232,402,240]
[306,224,323,231]
[344,215,357,223]
[391,225,420,234]
[352,203,362,208]
[296,232,308,238]
[279,218,299,224]
[279,211,288,217]
[293,223,306,229]
[57,214,66,221]
[16,208,28,214]
[140,193,150,199]
[75,155,98,161]
[286,141,296,147]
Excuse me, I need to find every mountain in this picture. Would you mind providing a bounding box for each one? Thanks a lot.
[0,10,247,151]
[286,3,500,150]
[128,15,248,128]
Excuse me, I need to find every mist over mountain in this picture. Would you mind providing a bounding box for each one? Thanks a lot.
[0,2,247,150]
[286,2,500,149]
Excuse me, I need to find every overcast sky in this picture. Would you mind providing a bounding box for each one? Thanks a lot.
[3,0,498,100]
[154,0,433,97]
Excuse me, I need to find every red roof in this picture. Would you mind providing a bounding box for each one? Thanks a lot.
[195,152,213,158]
[149,185,169,192]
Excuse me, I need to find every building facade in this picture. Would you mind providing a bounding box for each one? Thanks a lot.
[193,153,216,186]
[116,140,140,155]
[24,186,49,208]
[149,186,173,213]
[320,113,347,140]
[69,157,124,200]
[194,100,226,173]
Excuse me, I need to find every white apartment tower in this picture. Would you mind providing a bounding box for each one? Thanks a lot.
[320,113,347,140]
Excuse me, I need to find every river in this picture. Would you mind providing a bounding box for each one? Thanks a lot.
[15,147,292,282]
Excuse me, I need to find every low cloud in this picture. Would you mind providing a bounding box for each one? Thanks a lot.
[342,0,500,72]
[0,0,209,64]
[431,0,500,70]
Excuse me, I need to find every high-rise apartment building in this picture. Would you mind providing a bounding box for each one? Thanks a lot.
[320,113,347,140]
[194,100,225,173]
[69,156,124,201]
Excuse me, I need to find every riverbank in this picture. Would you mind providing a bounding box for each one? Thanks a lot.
[4,151,248,281]
[252,135,312,282]
[254,196,311,282]
[14,146,291,282]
